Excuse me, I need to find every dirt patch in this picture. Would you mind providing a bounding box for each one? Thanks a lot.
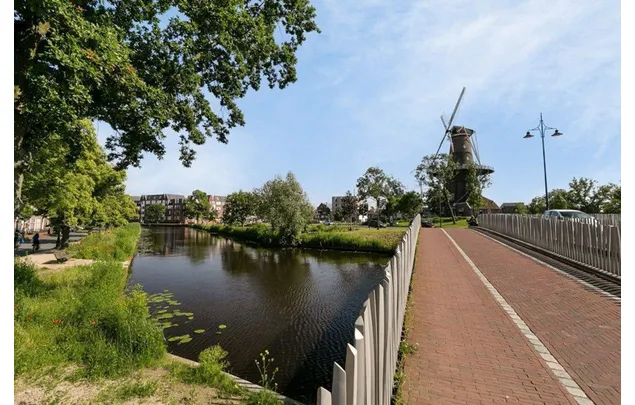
[14,366,245,405]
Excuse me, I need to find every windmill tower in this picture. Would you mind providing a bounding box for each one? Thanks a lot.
[433,88,495,215]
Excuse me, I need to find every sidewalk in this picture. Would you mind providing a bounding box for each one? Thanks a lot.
[402,228,576,404]
[445,229,620,405]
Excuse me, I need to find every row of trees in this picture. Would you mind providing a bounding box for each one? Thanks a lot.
[523,177,621,214]
[313,167,425,227]
[16,121,138,247]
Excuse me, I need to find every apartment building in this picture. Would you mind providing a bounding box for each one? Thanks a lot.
[207,195,227,220]
[331,195,358,222]
[139,194,186,224]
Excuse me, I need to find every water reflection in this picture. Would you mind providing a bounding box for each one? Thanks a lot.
[130,226,389,404]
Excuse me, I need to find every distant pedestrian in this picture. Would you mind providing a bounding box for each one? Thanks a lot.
[32,232,40,252]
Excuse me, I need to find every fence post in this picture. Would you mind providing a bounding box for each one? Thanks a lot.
[317,388,332,405]
[332,363,346,405]
[345,344,358,405]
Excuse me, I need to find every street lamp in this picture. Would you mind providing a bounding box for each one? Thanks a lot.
[523,113,563,211]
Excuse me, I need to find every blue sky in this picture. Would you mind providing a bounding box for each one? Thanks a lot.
[97,0,621,207]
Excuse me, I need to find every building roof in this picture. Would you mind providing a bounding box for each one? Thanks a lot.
[129,195,141,202]
[481,197,500,210]
[140,194,184,200]
[500,202,523,207]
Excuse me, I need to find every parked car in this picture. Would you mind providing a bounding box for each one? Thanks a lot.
[367,219,387,228]
[421,220,435,228]
[543,209,598,224]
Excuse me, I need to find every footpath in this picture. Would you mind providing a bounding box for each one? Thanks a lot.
[401,228,620,405]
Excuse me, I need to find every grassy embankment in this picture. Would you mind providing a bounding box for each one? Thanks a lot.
[190,222,408,254]
[65,223,142,261]
[15,224,282,404]
[424,216,469,228]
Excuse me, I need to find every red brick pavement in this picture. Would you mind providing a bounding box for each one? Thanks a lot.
[445,229,621,405]
[402,229,575,405]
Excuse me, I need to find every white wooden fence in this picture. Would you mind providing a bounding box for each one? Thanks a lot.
[590,214,621,228]
[316,215,421,405]
[478,214,620,278]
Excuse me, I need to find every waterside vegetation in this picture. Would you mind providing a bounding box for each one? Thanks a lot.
[66,223,142,261]
[189,222,407,254]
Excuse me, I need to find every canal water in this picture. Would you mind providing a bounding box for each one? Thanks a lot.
[128,226,389,403]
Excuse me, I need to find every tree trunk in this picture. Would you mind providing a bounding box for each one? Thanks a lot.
[60,225,71,248]
[55,228,61,249]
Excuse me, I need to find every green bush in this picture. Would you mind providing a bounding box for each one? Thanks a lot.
[66,223,141,261]
[14,261,165,379]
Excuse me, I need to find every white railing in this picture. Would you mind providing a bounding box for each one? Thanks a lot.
[478,214,620,278]
[316,215,421,405]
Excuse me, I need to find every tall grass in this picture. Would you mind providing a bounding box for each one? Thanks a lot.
[14,260,165,379]
[66,223,141,261]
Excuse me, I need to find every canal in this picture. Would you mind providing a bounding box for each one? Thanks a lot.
[128,226,390,403]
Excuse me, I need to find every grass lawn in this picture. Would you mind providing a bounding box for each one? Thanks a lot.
[424,217,469,229]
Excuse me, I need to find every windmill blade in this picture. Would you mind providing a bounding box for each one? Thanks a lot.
[445,87,466,131]
[433,87,465,160]
[472,132,482,166]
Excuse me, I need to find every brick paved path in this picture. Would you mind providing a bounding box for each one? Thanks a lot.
[402,229,575,404]
[445,229,620,405]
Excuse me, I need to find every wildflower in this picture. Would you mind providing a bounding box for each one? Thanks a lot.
[90,320,96,326]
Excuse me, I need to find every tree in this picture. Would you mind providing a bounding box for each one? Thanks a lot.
[184,190,212,223]
[356,167,404,228]
[550,190,569,210]
[465,162,492,217]
[145,204,165,224]
[414,154,458,222]
[515,203,528,215]
[596,183,621,213]
[527,189,569,214]
[358,201,369,218]
[222,191,258,226]
[340,191,358,222]
[256,172,313,243]
[332,208,344,222]
[206,208,219,222]
[20,121,137,246]
[567,177,600,212]
[14,0,320,217]
[398,191,424,220]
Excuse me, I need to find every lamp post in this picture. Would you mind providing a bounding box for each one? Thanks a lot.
[523,113,563,211]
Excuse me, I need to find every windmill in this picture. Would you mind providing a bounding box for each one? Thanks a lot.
[422,87,495,217]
